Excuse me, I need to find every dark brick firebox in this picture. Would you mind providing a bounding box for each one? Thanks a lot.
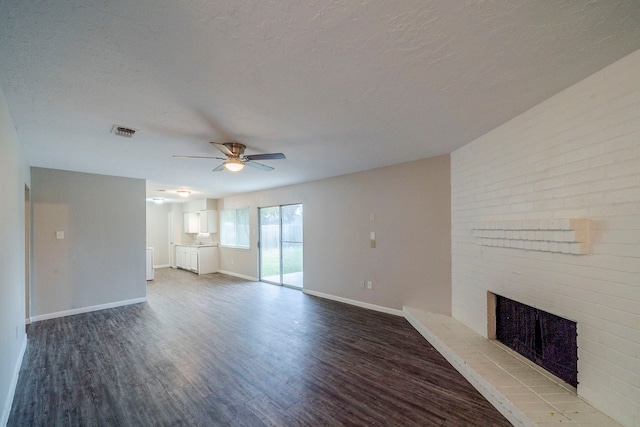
[496,295,578,388]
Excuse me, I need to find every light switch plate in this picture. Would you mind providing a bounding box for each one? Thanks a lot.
[56,231,64,239]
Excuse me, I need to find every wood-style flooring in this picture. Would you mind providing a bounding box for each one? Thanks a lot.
[9,268,512,426]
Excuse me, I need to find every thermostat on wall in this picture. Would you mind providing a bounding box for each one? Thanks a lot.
[56,231,64,240]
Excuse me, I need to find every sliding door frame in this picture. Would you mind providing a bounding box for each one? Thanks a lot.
[258,203,303,289]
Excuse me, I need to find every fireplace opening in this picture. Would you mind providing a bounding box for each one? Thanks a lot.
[494,295,578,388]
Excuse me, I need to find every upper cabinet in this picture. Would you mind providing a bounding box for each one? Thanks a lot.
[181,198,218,234]
[183,212,199,234]
[184,210,218,234]
[199,210,218,234]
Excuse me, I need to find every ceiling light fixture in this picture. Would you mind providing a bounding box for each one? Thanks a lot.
[224,158,244,172]
[177,190,190,197]
[152,197,165,204]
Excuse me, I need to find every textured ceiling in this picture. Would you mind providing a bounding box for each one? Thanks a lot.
[1,0,639,201]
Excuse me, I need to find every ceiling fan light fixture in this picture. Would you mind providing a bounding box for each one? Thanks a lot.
[224,158,244,172]
[177,190,190,197]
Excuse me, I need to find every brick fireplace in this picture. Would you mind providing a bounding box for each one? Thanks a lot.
[450,51,640,426]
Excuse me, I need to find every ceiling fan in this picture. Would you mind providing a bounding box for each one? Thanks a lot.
[173,142,286,172]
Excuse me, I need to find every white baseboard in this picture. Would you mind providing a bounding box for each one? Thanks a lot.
[153,264,171,269]
[29,297,148,323]
[217,270,258,281]
[303,289,404,316]
[1,333,27,427]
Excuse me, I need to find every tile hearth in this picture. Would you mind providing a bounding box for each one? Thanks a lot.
[404,308,622,427]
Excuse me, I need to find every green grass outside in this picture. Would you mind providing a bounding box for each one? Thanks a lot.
[261,245,303,277]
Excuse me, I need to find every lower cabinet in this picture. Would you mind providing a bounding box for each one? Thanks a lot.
[197,246,218,274]
[175,246,186,269]
[175,245,218,274]
[189,247,198,271]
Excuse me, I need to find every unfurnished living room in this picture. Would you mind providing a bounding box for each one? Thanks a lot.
[1,1,639,426]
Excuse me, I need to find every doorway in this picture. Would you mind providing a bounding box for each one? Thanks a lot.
[259,204,303,288]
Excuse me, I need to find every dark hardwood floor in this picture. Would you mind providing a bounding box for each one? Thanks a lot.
[9,268,512,426]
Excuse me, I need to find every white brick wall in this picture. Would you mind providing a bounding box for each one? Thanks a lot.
[451,50,640,427]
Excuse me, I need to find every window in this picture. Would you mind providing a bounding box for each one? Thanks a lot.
[220,208,250,248]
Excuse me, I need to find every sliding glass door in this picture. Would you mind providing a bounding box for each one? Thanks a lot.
[259,206,280,283]
[259,204,303,288]
[281,204,303,288]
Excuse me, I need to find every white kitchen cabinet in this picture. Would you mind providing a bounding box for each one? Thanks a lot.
[197,246,219,274]
[198,210,218,234]
[183,214,190,234]
[175,245,218,274]
[175,246,186,269]
[179,246,195,271]
[183,212,199,234]
[188,247,198,271]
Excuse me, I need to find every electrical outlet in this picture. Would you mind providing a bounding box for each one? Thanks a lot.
[359,281,365,288]
[367,281,372,289]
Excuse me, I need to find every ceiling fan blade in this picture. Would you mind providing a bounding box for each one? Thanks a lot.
[211,142,234,156]
[245,153,286,161]
[212,163,225,172]
[173,155,225,160]
[245,161,274,171]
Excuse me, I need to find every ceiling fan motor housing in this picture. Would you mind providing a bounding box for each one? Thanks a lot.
[224,142,246,156]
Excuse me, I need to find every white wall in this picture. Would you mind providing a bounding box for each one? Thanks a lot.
[0,86,29,427]
[451,50,640,426]
[220,155,451,314]
[146,201,170,267]
[31,168,147,320]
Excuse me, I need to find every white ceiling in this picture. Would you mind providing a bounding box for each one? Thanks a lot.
[1,1,639,202]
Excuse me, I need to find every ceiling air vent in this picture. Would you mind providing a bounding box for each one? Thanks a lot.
[111,125,137,138]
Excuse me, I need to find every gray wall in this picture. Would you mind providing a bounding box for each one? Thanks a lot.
[31,168,147,318]
[0,86,29,426]
[219,155,452,314]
